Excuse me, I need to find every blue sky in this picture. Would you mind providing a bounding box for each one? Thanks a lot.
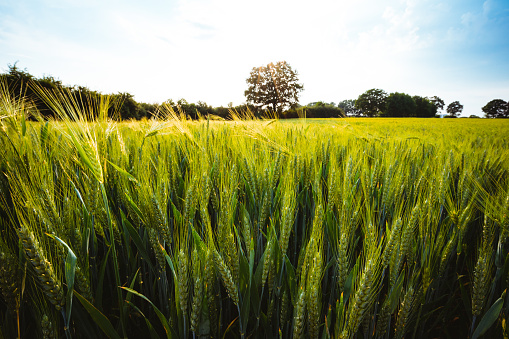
[1,0,508,116]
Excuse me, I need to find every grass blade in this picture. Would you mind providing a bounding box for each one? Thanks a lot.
[472,290,506,339]
[46,233,77,337]
[121,287,174,339]
[74,291,121,339]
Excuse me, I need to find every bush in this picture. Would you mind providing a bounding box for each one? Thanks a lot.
[283,105,344,119]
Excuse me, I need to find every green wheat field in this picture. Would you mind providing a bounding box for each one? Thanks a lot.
[1,85,508,338]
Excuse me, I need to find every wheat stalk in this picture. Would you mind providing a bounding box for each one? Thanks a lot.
[18,228,65,311]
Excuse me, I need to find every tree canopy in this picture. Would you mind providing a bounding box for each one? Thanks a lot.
[244,61,303,113]
[413,96,437,118]
[383,92,416,117]
[0,63,159,120]
[429,96,445,114]
[446,101,463,117]
[355,89,387,117]
[482,99,508,118]
[338,99,363,117]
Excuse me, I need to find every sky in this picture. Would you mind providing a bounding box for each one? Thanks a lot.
[1,0,508,117]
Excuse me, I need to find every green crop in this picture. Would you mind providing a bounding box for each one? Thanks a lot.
[1,83,508,338]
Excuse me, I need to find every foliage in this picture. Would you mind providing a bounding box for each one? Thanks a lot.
[161,98,214,119]
[413,96,437,117]
[283,102,344,119]
[213,104,257,119]
[112,93,141,120]
[244,61,303,113]
[429,96,445,113]
[383,92,417,117]
[338,99,363,117]
[447,100,464,117]
[482,99,508,118]
[355,88,387,117]
[0,63,158,120]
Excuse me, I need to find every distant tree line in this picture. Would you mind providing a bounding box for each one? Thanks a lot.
[160,98,257,120]
[0,64,254,121]
[338,88,508,118]
[243,59,507,119]
[3,64,507,120]
[283,102,345,119]
[0,63,157,120]
[343,89,453,118]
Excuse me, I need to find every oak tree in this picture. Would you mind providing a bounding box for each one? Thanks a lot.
[244,61,303,113]
[446,101,463,117]
[429,96,445,114]
[482,99,508,118]
[355,89,387,117]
